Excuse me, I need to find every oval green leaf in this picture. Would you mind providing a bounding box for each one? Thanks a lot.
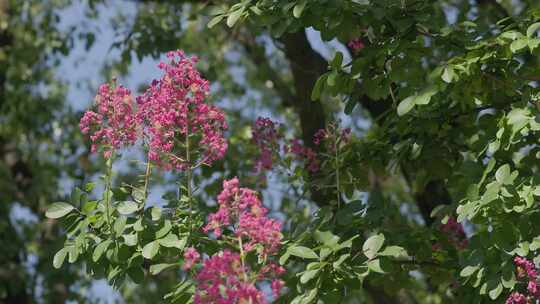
[46,202,75,219]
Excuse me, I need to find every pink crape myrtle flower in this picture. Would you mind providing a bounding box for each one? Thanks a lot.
[136,50,228,171]
[506,291,526,304]
[194,250,266,304]
[433,216,468,251]
[348,37,365,53]
[506,256,540,303]
[313,125,352,151]
[203,178,283,255]
[252,117,281,173]
[197,179,285,303]
[183,247,200,270]
[285,139,320,173]
[313,128,327,146]
[271,279,285,298]
[514,256,538,280]
[79,82,138,158]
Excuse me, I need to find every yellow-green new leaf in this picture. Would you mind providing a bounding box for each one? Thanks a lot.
[397,96,415,116]
[53,247,68,269]
[289,246,318,259]
[149,263,177,275]
[363,234,385,259]
[142,241,160,260]
[46,202,75,219]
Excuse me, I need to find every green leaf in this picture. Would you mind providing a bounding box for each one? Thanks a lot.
[510,38,528,53]
[46,202,75,219]
[397,96,415,116]
[500,30,523,40]
[529,38,540,51]
[414,86,438,105]
[314,230,340,247]
[331,52,343,69]
[460,265,478,277]
[67,246,78,263]
[226,8,243,27]
[378,246,408,258]
[84,182,95,192]
[123,234,138,247]
[151,207,162,221]
[279,252,291,265]
[527,22,540,37]
[300,288,318,304]
[333,253,350,269]
[117,201,139,215]
[156,220,172,239]
[159,233,186,250]
[441,66,455,83]
[300,269,320,284]
[293,1,306,18]
[113,216,127,236]
[142,241,160,259]
[289,246,319,259]
[82,200,98,214]
[207,15,224,28]
[530,237,540,251]
[93,240,113,262]
[53,247,68,269]
[311,75,326,101]
[495,164,512,185]
[327,71,338,86]
[488,281,503,300]
[134,218,144,232]
[132,187,145,203]
[363,234,385,259]
[502,265,517,288]
[149,263,177,275]
[367,259,385,273]
[344,98,357,114]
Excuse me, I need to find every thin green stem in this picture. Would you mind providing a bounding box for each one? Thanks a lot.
[104,153,113,231]
[237,235,249,282]
[140,160,152,216]
[335,134,341,210]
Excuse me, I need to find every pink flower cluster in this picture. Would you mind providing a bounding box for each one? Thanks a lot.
[439,217,468,249]
[79,83,138,158]
[80,50,228,170]
[506,292,526,304]
[194,250,284,304]
[313,126,351,150]
[194,250,263,303]
[250,117,332,175]
[183,247,200,271]
[190,178,284,303]
[285,139,319,173]
[136,50,228,170]
[347,37,365,54]
[252,117,281,172]
[506,256,540,303]
[204,178,282,255]
[313,128,327,146]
